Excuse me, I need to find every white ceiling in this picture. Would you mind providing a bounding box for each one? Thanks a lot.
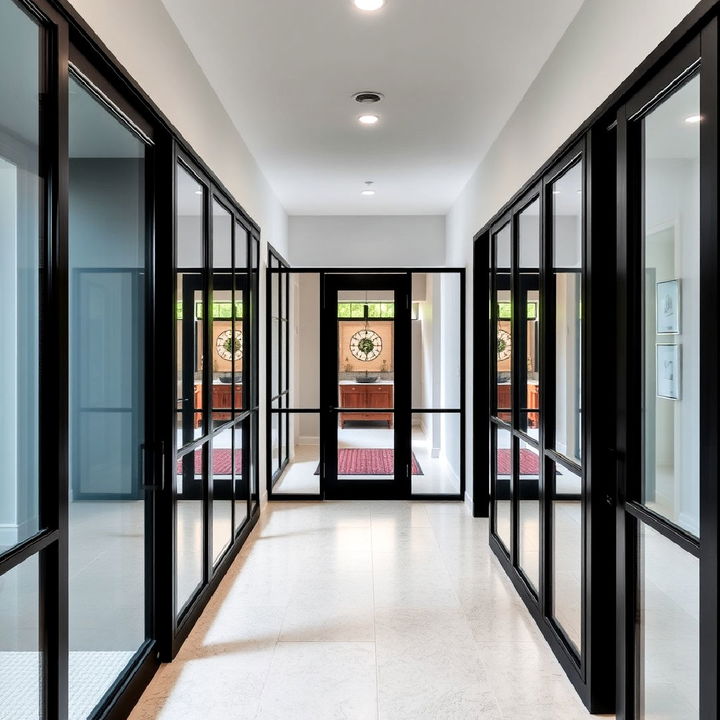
[161,0,585,215]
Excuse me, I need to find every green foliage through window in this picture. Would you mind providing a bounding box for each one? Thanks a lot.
[497,302,537,320]
[337,302,395,319]
[176,301,244,320]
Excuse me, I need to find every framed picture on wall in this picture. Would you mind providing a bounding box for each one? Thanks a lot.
[656,343,681,400]
[656,279,680,334]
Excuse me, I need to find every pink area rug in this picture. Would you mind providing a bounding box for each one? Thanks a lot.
[315,448,423,476]
[177,448,242,476]
[496,448,539,476]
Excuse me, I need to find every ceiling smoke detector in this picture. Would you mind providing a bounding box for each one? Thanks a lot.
[353,91,384,104]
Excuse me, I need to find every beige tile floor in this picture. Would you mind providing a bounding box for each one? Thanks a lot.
[128,500,605,720]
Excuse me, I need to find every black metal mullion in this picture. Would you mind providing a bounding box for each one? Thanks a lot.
[699,19,719,720]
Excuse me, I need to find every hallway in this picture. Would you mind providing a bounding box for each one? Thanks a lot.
[129,501,596,720]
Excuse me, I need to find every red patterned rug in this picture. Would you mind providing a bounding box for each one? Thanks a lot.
[315,449,423,476]
[177,449,242,476]
[496,448,539,476]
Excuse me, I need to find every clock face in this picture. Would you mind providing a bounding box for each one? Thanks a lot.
[349,329,383,362]
[216,329,243,361]
[497,329,512,362]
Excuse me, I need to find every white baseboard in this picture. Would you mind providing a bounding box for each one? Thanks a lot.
[299,435,320,446]
[0,524,19,547]
[0,517,37,547]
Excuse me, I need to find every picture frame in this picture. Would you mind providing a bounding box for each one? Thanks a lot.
[656,343,681,400]
[656,279,680,334]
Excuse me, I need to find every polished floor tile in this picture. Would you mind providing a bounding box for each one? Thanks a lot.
[129,500,603,720]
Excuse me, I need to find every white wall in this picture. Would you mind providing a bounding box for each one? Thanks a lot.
[67,0,289,503]
[445,0,702,504]
[288,215,445,267]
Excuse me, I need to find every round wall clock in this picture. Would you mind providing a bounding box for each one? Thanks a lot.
[216,329,243,361]
[349,329,383,362]
[497,329,512,362]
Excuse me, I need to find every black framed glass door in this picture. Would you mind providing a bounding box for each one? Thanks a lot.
[616,32,715,720]
[322,273,411,499]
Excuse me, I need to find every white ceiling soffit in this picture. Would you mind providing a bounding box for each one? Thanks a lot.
[162,0,584,215]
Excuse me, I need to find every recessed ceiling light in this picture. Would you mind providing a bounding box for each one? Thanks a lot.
[685,114,702,124]
[361,189,376,196]
[552,190,560,195]
[358,114,380,126]
[194,190,203,195]
[354,0,385,11]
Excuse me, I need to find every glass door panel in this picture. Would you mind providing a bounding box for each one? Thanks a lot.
[551,462,582,652]
[0,0,41,554]
[494,223,512,422]
[337,293,395,482]
[641,74,700,535]
[175,161,205,616]
[517,439,540,592]
[68,73,149,718]
[324,275,410,499]
[493,426,512,553]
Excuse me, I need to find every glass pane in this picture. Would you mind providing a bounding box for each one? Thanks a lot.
[232,281,245,418]
[638,523,699,720]
[494,426,512,552]
[250,413,259,511]
[551,463,582,653]
[0,0,41,552]
[554,272,582,462]
[211,429,233,564]
[272,413,321,495]
[337,410,395,481]
[518,440,540,592]
[494,223,512,420]
[411,273,462,410]
[235,221,248,269]
[271,316,280,398]
[411,413,461,495]
[518,199,540,439]
[176,444,204,613]
[289,273,321,408]
[211,200,233,429]
[234,422,248,530]
[642,75,700,535]
[552,162,582,268]
[0,555,41,719]
[176,164,205,447]
[518,199,540,269]
[271,411,280,475]
[68,75,147,717]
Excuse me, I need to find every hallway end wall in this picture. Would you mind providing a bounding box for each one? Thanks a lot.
[287,215,445,267]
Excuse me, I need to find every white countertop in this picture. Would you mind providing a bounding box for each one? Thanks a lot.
[339,380,394,386]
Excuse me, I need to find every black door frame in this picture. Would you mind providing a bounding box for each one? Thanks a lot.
[265,265,466,503]
[321,272,412,500]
